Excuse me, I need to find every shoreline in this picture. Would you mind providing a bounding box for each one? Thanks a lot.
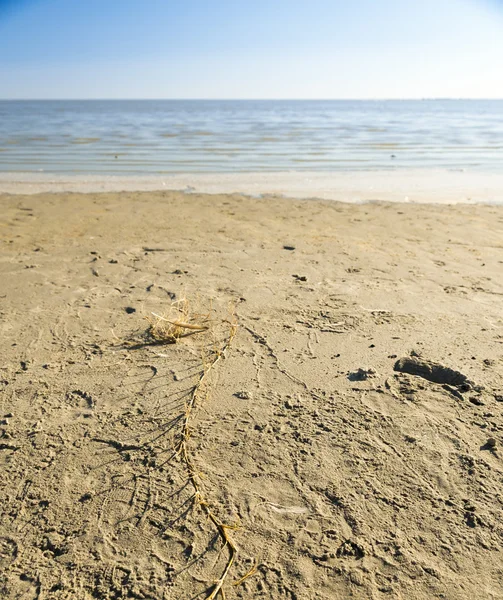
[1,168,503,203]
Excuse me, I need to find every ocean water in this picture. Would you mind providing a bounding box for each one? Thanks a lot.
[0,100,502,175]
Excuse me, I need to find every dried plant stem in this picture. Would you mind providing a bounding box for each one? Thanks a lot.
[177,318,238,599]
[151,312,209,331]
[233,563,258,587]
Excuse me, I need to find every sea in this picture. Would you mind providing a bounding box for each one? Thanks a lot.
[1,99,502,175]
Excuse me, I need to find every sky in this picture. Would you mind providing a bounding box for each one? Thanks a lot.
[0,0,502,99]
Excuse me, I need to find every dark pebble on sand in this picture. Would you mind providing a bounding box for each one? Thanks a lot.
[125,307,136,314]
[469,396,484,406]
[283,245,295,251]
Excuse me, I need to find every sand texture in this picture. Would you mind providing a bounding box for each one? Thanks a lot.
[1,190,503,599]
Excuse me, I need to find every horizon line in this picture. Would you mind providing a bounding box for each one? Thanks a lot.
[1,97,503,102]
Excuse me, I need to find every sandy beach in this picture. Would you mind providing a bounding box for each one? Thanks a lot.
[1,189,503,599]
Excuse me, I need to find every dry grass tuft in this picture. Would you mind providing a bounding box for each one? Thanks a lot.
[145,297,211,344]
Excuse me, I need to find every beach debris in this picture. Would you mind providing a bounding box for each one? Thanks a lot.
[234,390,251,400]
[283,245,296,251]
[159,287,176,300]
[292,274,307,282]
[233,563,259,587]
[393,357,470,387]
[172,305,238,599]
[147,307,209,344]
[469,396,484,406]
[348,367,377,381]
[121,298,239,597]
[116,297,212,347]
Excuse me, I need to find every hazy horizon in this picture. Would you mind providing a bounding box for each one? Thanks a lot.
[2,98,503,102]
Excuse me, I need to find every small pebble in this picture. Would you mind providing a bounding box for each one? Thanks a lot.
[469,396,484,406]
[486,437,497,449]
[125,307,136,314]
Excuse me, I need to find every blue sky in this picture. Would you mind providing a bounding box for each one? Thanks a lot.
[0,0,502,98]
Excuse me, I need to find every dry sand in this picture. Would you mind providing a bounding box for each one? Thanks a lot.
[1,190,503,599]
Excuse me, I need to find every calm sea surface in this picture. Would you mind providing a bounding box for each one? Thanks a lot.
[0,100,502,174]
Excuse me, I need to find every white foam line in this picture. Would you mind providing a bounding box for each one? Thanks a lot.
[0,169,502,204]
